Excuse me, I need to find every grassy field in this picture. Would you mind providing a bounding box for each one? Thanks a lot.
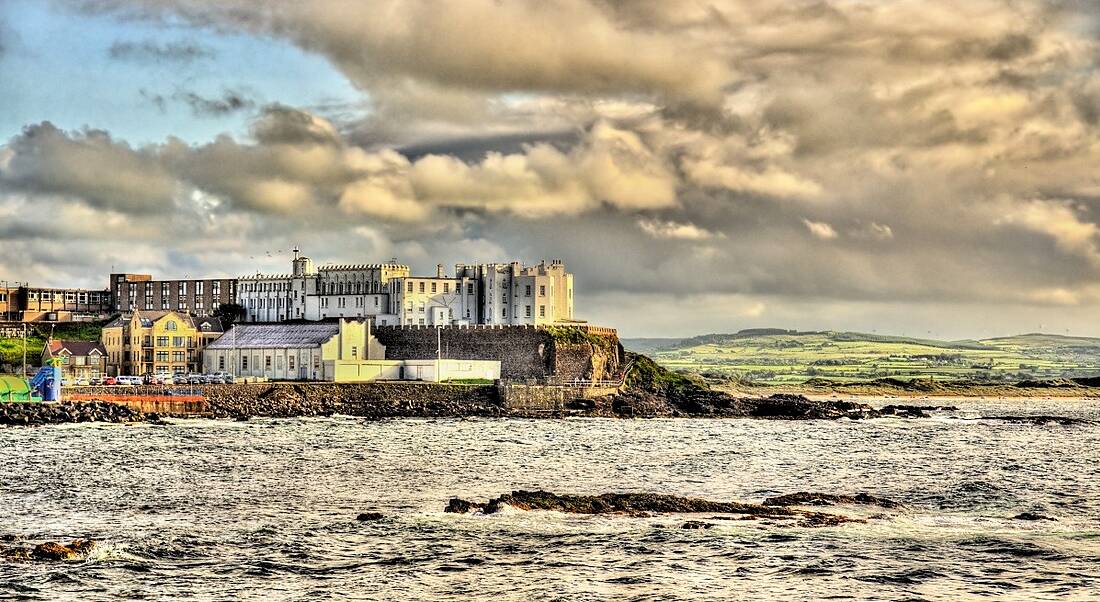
[623,329,1100,386]
[0,321,110,371]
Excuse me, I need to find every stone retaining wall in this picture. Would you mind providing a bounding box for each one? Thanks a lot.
[373,326,553,379]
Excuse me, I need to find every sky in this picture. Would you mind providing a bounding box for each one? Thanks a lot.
[1,0,1100,339]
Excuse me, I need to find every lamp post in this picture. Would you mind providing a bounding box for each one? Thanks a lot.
[22,323,28,377]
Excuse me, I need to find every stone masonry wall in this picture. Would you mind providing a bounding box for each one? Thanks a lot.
[373,325,554,379]
[373,325,624,382]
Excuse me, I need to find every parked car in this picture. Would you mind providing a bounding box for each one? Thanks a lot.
[74,377,90,386]
[116,376,140,386]
[160,375,176,385]
[186,374,205,385]
[90,377,103,386]
[212,372,235,384]
[103,377,117,385]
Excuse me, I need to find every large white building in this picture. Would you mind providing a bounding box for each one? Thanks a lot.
[238,249,575,327]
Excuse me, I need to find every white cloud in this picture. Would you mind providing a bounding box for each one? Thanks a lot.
[802,219,839,240]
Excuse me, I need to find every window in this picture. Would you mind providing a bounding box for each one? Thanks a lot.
[502,307,507,318]
[444,283,450,294]
[539,305,546,318]
[525,285,532,297]
[195,281,204,295]
[219,356,225,371]
[431,282,437,293]
[525,305,531,317]
[265,356,272,369]
[351,346,358,359]
[172,351,185,362]
[166,321,177,331]
[288,356,295,371]
[242,355,248,370]
[539,285,546,296]
[156,351,169,362]
[172,337,184,347]
[467,283,474,295]
[156,336,169,346]
[419,282,425,293]
[407,282,413,293]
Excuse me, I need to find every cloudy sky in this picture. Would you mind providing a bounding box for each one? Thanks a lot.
[2,1,1100,338]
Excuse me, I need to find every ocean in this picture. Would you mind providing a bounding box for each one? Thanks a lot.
[2,398,1099,601]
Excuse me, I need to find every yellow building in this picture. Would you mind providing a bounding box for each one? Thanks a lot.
[101,310,224,376]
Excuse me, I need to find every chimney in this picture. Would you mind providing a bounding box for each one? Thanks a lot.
[437,264,445,278]
[293,246,300,260]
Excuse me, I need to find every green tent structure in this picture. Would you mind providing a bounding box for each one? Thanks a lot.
[0,376,33,402]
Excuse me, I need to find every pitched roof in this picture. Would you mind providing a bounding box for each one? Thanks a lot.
[46,340,106,357]
[129,310,225,332]
[206,324,340,349]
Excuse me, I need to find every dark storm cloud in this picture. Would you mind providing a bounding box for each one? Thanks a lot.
[176,90,255,117]
[107,39,214,62]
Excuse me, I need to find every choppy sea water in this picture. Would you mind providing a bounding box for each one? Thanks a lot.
[2,398,1099,601]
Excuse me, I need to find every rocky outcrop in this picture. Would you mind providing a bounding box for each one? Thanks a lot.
[0,402,143,427]
[1,539,96,561]
[444,490,864,527]
[356,512,384,521]
[983,415,1096,426]
[1013,512,1057,521]
[762,492,906,509]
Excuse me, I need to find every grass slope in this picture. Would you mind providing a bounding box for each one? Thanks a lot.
[0,321,110,370]
[634,330,1100,386]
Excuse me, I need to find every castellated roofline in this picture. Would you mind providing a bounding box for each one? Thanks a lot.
[318,263,409,271]
[238,274,294,281]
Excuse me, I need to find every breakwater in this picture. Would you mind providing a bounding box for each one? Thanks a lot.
[0,400,143,426]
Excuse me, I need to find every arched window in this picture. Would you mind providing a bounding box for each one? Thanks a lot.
[166,321,177,331]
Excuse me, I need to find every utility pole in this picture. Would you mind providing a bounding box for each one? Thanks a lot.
[22,323,28,377]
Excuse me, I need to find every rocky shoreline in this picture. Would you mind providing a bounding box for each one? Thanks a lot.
[7,357,1094,426]
[0,401,144,427]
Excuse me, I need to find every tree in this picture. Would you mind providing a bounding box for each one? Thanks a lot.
[213,303,247,326]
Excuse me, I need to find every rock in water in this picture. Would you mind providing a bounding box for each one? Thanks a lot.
[30,540,94,561]
[356,512,384,521]
[762,492,906,510]
[444,490,863,527]
[1013,512,1057,521]
[444,498,484,514]
[680,521,713,529]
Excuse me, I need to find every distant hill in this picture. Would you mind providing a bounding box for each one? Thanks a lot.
[642,329,1100,386]
[621,338,685,354]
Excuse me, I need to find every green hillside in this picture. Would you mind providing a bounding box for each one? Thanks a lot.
[0,321,109,371]
[625,330,1100,386]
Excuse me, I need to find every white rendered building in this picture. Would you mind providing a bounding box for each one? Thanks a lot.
[239,250,574,327]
